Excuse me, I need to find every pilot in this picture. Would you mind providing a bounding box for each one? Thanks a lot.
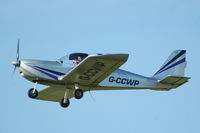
[73,56,82,65]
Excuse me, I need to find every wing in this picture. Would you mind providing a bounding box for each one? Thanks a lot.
[59,54,129,86]
[36,86,74,102]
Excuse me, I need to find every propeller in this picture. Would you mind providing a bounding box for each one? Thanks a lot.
[11,39,21,76]
[16,39,20,61]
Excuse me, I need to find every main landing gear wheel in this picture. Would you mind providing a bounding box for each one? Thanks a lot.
[60,98,70,108]
[28,88,38,98]
[74,89,84,99]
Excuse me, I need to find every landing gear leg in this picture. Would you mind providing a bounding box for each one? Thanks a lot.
[60,88,70,108]
[74,83,84,99]
[28,81,38,98]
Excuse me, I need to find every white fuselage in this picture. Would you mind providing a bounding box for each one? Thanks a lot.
[18,59,173,91]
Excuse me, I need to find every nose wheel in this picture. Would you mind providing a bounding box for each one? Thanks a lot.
[28,81,38,99]
[28,88,38,98]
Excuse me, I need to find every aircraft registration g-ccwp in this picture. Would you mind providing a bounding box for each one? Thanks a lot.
[12,41,190,108]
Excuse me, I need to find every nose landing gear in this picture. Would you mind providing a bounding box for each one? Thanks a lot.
[28,88,38,98]
[28,82,38,98]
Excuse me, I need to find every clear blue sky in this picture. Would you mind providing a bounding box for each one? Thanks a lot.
[1,0,200,133]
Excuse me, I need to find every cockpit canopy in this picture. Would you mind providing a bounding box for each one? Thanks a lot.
[58,53,89,67]
[69,53,88,60]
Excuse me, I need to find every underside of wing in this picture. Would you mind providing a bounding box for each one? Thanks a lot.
[36,86,74,102]
[59,54,129,86]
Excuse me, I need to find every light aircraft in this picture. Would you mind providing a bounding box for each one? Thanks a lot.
[12,40,190,108]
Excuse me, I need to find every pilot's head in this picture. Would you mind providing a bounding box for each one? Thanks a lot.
[77,56,82,61]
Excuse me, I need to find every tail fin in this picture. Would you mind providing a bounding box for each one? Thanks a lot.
[153,50,187,80]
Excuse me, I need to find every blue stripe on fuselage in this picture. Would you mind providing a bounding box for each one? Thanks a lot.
[33,66,65,76]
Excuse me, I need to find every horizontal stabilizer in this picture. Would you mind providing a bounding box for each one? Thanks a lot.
[159,76,190,88]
